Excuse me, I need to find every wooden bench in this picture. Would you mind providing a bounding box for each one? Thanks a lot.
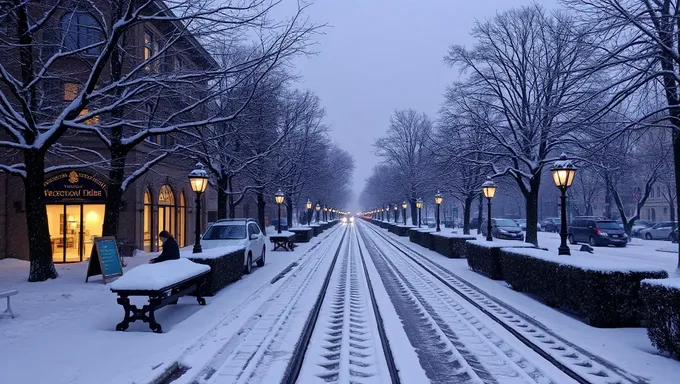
[270,234,296,251]
[1,290,18,318]
[110,271,209,333]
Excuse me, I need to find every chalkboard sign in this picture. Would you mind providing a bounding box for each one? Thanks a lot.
[85,236,124,283]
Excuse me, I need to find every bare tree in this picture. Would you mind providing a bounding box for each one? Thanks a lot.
[374,109,435,225]
[444,5,601,245]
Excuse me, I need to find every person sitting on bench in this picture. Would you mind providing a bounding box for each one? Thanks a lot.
[149,231,180,264]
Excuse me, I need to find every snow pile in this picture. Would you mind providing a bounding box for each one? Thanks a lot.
[110,259,210,291]
[502,247,666,273]
[181,246,244,260]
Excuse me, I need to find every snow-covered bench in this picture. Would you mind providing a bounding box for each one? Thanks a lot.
[270,231,297,251]
[1,289,18,318]
[109,259,210,333]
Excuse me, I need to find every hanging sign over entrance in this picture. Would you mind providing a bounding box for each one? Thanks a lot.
[86,236,124,283]
[44,171,107,204]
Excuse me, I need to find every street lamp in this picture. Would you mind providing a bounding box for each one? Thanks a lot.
[315,203,321,223]
[275,189,285,234]
[434,192,443,232]
[416,198,423,228]
[482,177,497,242]
[394,204,398,223]
[189,162,209,254]
[306,199,312,226]
[551,153,577,255]
[402,201,408,225]
[324,206,328,222]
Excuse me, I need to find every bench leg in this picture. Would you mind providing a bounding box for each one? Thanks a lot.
[115,296,134,331]
[195,281,206,306]
[3,296,14,318]
[145,298,163,333]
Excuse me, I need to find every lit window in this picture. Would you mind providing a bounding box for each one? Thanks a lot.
[78,108,99,125]
[144,32,160,73]
[60,12,102,55]
[63,83,80,101]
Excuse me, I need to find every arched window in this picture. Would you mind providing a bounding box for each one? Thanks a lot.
[158,185,175,245]
[60,12,102,55]
[143,189,153,251]
[177,191,186,247]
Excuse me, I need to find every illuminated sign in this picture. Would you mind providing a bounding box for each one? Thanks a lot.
[44,171,107,203]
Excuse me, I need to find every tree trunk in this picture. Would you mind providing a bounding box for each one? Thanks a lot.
[101,145,127,238]
[524,176,541,246]
[287,200,293,227]
[217,176,228,220]
[476,194,483,235]
[410,198,417,226]
[25,150,58,281]
[604,184,613,218]
[463,195,473,235]
[256,190,266,235]
[227,176,236,219]
[669,198,676,231]
[673,129,680,271]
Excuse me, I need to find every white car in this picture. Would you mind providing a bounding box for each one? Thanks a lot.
[639,221,677,241]
[201,219,266,274]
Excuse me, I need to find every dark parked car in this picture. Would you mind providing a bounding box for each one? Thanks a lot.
[481,218,524,240]
[568,217,627,247]
[470,217,480,230]
[541,217,561,232]
[270,218,288,230]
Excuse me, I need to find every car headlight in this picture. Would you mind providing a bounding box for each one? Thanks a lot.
[342,217,347,223]
[350,217,354,223]
[600,232,608,237]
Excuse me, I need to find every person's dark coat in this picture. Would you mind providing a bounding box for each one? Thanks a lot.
[151,237,180,263]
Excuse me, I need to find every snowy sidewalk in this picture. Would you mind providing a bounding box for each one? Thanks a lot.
[0,231,336,384]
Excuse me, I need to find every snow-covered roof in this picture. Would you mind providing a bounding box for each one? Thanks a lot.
[502,247,667,273]
[642,277,680,290]
[109,259,210,291]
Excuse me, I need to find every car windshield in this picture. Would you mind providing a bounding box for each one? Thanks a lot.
[596,221,622,230]
[203,224,246,240]
[495,219,518,227]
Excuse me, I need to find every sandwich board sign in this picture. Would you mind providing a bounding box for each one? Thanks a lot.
[85,236,124,283]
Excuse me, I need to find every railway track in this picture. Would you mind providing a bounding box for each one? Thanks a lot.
[360,220,649,384]
[285,224,400,384]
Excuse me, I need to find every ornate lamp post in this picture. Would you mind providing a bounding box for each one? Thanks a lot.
[306,199,312,226]
[387,203,391,222]
[274,189,285,234]
[434,192,443,232]
[402,201,408,225]
[315,203,321,223]
[393,204,398,223]
[323,206,328,222]
[482,177,497,242]
[551,153,577,255]
[189,162,209,254]
[416,198,423,228]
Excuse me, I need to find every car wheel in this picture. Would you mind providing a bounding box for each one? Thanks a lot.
[644,233,652,240]
[244,253,252,274]
[568,234,576,244]
[589,236,597,247]
[257,247,265,267]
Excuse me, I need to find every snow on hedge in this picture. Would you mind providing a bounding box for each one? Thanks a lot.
[288,226,312,231]
[503,247,665,273]
[181,246,244,260]
[642,277,680,290]
[109,259,210,291]
[467,239,535,248]
[433,231,475,239]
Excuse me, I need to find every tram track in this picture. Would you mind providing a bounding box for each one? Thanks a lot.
[360,220,649,384]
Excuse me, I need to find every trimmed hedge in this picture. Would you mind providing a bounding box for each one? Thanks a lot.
[432,233,476,258]
[409,229,420,244]
[466,241,535,280]
[310,225,322,237]
[500,248,668,327]
[188,248,245,296]
[641,279,680,356]
[290,228,313,243]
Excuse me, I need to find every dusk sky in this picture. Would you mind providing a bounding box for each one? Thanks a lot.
[280,0,560,210]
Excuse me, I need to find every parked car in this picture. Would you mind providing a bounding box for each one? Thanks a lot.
[201,218,266,274]
[424,217,437,228]
[514,219,527,231]
[568,217,627,247]
[470,217,480,230]
[541,217,562,233]
[481,218,524,240]
[631,220,655,237]
[639,221,678,240]
[270,218,288,231]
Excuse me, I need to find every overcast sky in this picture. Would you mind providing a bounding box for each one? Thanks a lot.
[279,0,560,210]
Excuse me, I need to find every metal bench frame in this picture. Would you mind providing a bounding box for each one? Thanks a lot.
[270,235,296,251]
[110,271,209,333]
[1,290,18,318]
